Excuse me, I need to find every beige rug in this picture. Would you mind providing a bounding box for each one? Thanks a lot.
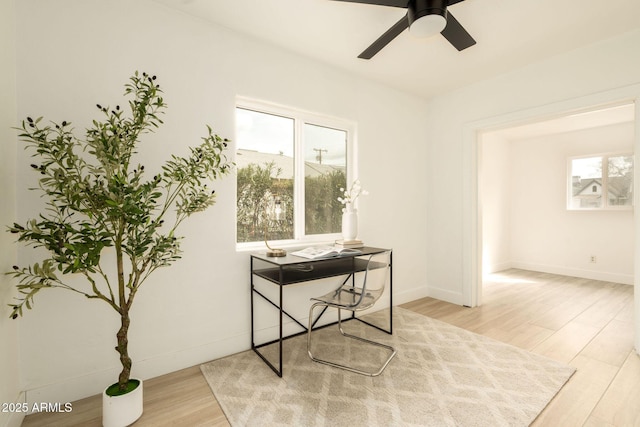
[201,308,575,426]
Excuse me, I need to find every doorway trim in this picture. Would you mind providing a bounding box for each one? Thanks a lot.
[462,83,640,353]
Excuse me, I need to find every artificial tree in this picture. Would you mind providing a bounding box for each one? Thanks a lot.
[7,71,232,394]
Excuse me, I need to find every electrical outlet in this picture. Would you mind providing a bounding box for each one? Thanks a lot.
[590,255,597,263]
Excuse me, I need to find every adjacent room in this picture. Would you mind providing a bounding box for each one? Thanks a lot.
[1,0,640,426]
[481,103,635,286]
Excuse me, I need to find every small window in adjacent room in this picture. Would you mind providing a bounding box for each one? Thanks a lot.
[235,98,354,246]
[568,153,634,210]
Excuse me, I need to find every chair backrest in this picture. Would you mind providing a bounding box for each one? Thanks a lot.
[358,250,391,304]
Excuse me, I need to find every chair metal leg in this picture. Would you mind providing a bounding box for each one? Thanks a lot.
[307,302,397,377]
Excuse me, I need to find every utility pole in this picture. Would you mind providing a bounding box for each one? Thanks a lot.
[313,148,328,164]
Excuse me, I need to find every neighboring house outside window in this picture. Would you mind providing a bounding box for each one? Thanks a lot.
[235,98,355,246]
[568,153,634,210]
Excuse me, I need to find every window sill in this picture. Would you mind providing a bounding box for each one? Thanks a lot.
[236,234,342,253]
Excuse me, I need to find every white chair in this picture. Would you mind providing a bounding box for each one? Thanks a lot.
[306,251,396,376]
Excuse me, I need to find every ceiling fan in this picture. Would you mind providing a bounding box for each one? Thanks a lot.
[332,0,476,59]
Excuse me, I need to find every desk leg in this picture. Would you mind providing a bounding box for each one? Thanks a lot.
[389,251,393,334]
[250,257,255,349]
[278,269,283,377]
[250,257,284,377]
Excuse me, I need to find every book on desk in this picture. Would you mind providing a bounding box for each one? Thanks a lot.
[334,239,364,249]
[290,245,362,260]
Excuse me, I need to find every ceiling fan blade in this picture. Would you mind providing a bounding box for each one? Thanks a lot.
[358,14,410,59]
[330,0,409,7]
[440,12,476,51]
[447,0,466,5]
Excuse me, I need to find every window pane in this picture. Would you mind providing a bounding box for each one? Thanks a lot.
[607,155,634,206]
[303,124,346,235]
[236,108,294,243]
[571,157,602,208]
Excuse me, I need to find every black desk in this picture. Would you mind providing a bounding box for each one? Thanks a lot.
[250,246,393,377]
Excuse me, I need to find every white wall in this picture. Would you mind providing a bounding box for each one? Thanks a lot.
[12,0,429,404]
[0,1,22,426]
[426,29,640,305]
[482,122,634,284]
[480,132,512,274]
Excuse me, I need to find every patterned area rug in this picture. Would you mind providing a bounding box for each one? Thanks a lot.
[201,308,575,426]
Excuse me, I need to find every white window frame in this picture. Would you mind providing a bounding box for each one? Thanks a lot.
[235,97,357,250]
[567,151,634,211]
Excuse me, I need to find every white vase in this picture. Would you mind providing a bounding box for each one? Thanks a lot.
[342,206,358,241]
[102,379,143,427]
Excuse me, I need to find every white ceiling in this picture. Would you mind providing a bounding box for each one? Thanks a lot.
[154,0,640,99]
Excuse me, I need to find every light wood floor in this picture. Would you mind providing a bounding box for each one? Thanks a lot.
[22,269,639,426]
[404,269,639,427]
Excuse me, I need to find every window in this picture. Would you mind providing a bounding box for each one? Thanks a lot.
[235,99,354,245]
[568,153,634,210]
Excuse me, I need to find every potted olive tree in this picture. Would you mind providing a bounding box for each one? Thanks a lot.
[7,72,232,426]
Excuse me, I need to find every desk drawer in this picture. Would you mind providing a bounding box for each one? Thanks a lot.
[253,257,369,285]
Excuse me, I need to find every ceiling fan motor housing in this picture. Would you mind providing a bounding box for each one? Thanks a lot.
[408,0,448,27]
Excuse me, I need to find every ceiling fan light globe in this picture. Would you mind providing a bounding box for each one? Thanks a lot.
[409,13,447,38]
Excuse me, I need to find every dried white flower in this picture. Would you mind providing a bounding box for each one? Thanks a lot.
[338,179,368,205]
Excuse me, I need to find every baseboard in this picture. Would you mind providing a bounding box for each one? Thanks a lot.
[425,286,465,306]
[509,262,634,285]
[0,392,26,427]
[394,284,430,305]
[484,261,513,275]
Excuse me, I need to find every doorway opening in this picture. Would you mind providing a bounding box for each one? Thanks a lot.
[479,101,635,297]
[463,90,640,353]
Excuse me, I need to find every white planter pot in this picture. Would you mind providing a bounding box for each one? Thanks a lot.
[102,379,143,427]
